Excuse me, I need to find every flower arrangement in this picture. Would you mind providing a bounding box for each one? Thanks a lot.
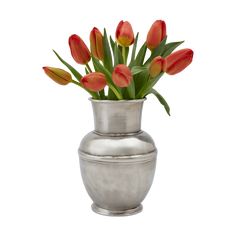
[43,20,193,115]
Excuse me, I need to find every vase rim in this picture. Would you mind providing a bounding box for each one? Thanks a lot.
[89,98,146,103]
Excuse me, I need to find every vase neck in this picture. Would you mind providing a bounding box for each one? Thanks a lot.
[90,99,145,135]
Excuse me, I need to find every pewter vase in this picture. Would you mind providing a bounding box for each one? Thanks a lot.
[79,99,157,216]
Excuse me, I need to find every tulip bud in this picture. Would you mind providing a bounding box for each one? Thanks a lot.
[81,72,107,92]
[112,64,133,87]
[90,27,104,61]
[115,20,134,47]
[43,67,72,85]
[146,20,166,50]
[149,56,164,78]
[163,49,194,75]
[69,34,91,64]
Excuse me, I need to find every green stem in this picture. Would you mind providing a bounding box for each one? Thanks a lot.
[109,84,123,99]
[122,46,126,64]
[71,80,100,99]
[86,63,93,73]
[136,75,150,98]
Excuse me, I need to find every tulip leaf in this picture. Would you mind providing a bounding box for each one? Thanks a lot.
[108,89,118,100]
[131,66,148,75]
[129,32,139,67]
[85,68,89,74]
[144,37,167,65]
[148,89,170,116]
[137,72,164,98]
[114,43,123,66]
[161,40,184,57]
[126,78,135,99]
[53,50,82,81]
[99,89,106,99]
[133,69,149,97]
[103,29,113,73]
[134,43,147,66]
[109,36,115,50]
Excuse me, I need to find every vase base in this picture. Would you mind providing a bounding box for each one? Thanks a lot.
[91,203,143,216]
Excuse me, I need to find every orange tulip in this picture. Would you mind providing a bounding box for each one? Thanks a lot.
[146,20,166,50]
[149,56,164,78]
[115,20,134,47]
[112,64,133,87]
[69,34,91,64]
[163,49,194,75]
[81,72,107,92]
[43,67,72,85]
[90,27,104,61]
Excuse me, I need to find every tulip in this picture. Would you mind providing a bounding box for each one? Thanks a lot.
[43,67,72,85]
[90,27,104,61]
[149,56,164,78]
[81,72,107,92]
[146,20,166,50]
[112,64,133,87]
[69,34,91,64]
[115,20,134,47]
[163,49,194,75]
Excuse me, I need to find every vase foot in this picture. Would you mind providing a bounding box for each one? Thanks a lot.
[91,203,143,216]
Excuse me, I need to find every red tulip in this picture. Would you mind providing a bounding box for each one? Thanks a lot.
[163,49,194,75]
[90,27,104,60]
[81,72,107,92]
[146,20,166,50]
[43,67,72,85]
[112,64,133,87]
[69,34,91,64]
[115,20,134,47]
[149,56,164,78]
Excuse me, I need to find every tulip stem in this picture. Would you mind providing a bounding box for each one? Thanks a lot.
[109,84,123,100]
[122,46,127,65]
[71,79,83,87]
[71,79,100,99]
[86,64,93,73]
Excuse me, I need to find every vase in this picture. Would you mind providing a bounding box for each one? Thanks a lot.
[78,98,157,216]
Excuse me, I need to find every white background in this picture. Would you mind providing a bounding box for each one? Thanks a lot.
[0,0,235,235]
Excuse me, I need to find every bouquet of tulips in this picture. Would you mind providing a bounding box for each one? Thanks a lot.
[43,20,193,115]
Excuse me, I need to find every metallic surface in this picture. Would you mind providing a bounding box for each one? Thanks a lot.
[79,99,157,216]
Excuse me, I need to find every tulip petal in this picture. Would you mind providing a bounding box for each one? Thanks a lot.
[43,67,72,85]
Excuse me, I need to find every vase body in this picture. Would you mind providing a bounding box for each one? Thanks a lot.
[78,99,157,216]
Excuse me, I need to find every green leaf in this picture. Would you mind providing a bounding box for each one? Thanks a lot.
[137,72,164,98]
[148,89,170,116]
[133,69,149,97]
[99,89,106,99]
[134,43,147,66]
[144,37,167,65]
[108,89,118,100]
[85,68,89,74]
[126,78,135,99]
[103,29,113,72]
[161,41,184,57]
[114,43,123,66]
[109,36,115,51]
[129,33,139,67]
[131,66,148,75]
[53,50,82,81]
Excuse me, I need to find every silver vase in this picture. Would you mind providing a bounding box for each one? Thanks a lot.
[78,98,157,216]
